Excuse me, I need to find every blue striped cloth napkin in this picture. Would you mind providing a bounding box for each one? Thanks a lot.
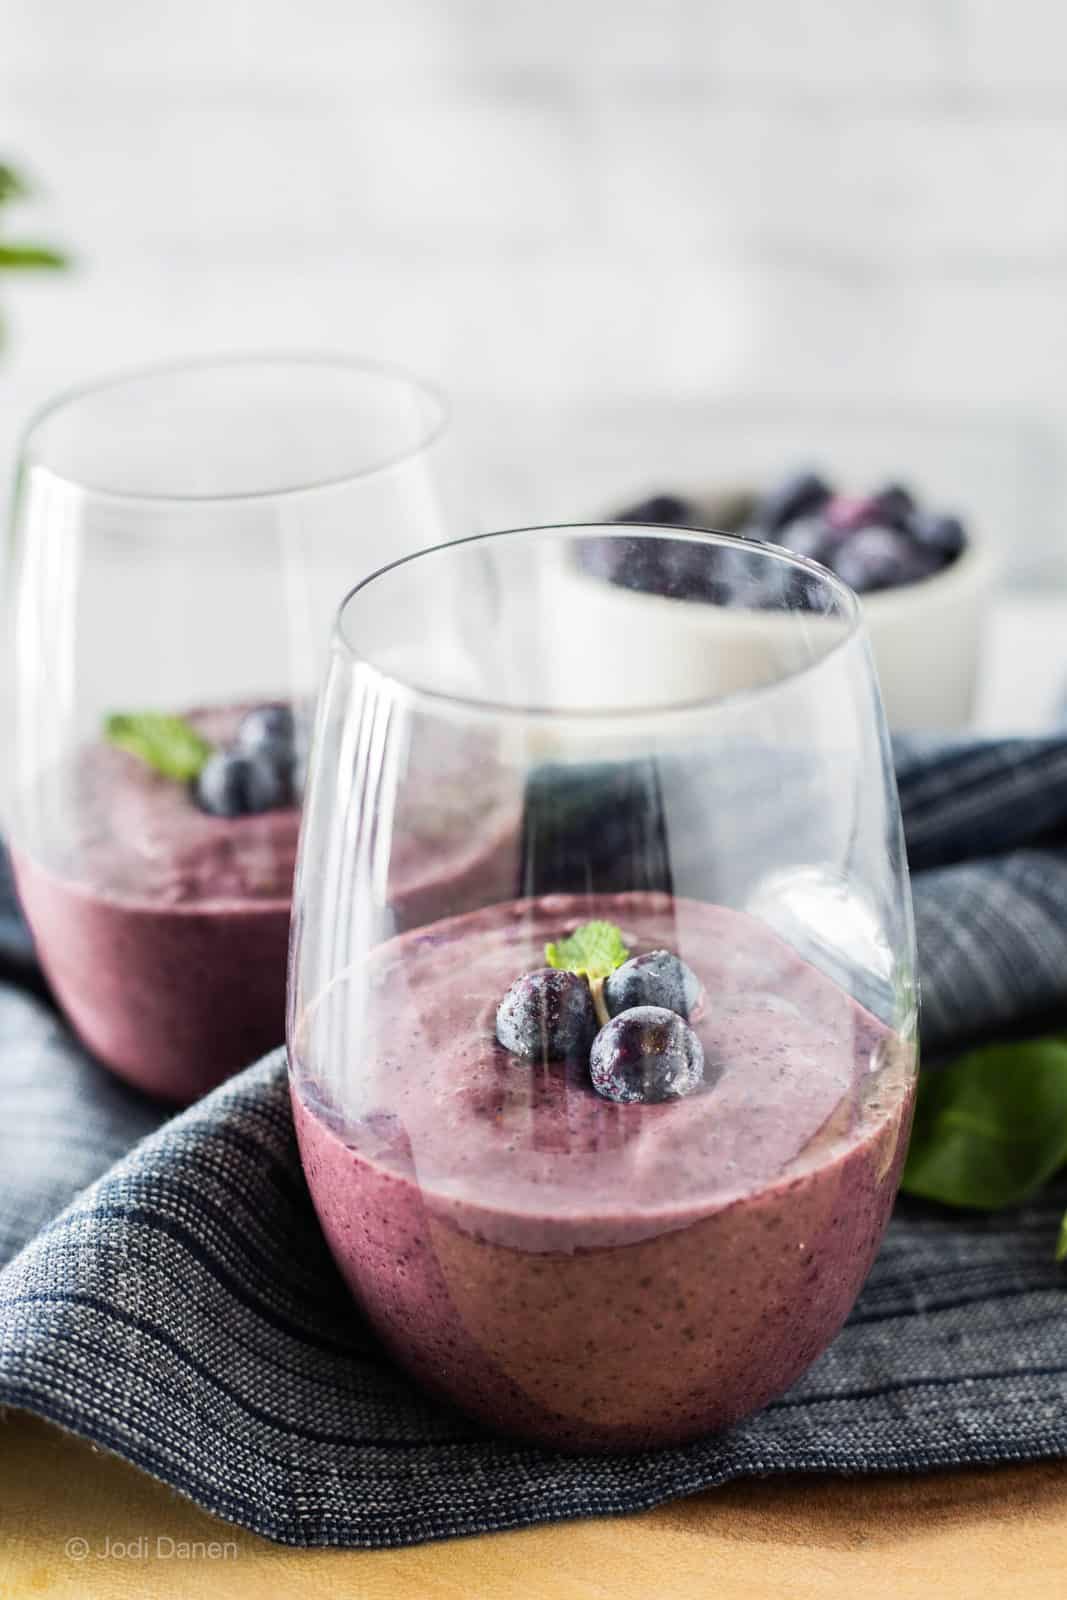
[0,735,1065,1548]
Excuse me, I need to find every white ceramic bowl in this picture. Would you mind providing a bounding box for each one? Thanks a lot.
[564,522,995,733]
[858,535,996,731]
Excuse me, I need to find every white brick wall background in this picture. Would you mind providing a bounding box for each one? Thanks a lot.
[3,0,1067,584]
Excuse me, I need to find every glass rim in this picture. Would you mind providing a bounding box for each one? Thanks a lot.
[15,351,448,506]
[334,521,865,721]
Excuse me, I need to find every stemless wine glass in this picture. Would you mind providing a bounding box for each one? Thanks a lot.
[288,525,919,1452]
[3,354,454,1103]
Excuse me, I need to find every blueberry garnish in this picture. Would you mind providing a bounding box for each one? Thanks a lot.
[605,949,702,1022]
[496,968,598,1063]
[194,748,292,817]
[590,1006,704,1104]
[236,703,296,760]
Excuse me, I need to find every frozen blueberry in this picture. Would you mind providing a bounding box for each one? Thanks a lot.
[830,526,943,594]
[575,535,626,585]
[778,516,827,561]
[194,748,293,817]
[871,483,916,529]
[776,515,853,566]
[774,564,830,613]
[495,968,597,1063]
[605,949,702,1022]
[237,703,296,761]
[909,511,966,560]
[613,494,697,526]
[590,1006,704,1104]
[751,471,830,535]
[577,531,737,605]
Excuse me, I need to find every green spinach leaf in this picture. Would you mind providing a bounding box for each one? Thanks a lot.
[901,1038,1067,1212]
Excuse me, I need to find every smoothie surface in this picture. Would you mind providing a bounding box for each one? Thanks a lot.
[40,706,299,907]
[295,892,906,1247]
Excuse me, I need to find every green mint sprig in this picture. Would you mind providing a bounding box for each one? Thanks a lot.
[104,712,213,782]
[545,920,630,1028]
[900,1036,1067,1260]
[545,920,629,982]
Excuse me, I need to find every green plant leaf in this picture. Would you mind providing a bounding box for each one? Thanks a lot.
[0,165,27,206]
[104,712,213,782]
[1057,1211,1067,1264]
[901,1039,1067,1212]
[545,920,629,982]
[0,243,67,269]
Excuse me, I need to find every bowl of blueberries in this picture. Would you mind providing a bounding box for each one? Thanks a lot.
[605,470,994,731]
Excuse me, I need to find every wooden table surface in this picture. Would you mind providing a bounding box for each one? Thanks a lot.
[0,1412,1064,1598]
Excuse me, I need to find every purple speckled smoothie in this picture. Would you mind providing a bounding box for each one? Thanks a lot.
[11,707,298,1102]
[291,891,914,1451]
[13,709,519,1103]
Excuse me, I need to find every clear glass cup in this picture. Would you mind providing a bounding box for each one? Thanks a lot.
[288,525,919,1452]
[3,354,455,1102]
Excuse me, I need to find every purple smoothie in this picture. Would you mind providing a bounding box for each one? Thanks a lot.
[12,707,299,1101]
[12,710,521,1103]
[291,891,915,1451]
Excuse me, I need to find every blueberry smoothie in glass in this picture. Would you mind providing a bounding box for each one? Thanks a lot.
[12,705,521,1103]
[4,356,459,1105]
[11,704,302,1102]
[292,891,914,1451]
[287,521,920,1452]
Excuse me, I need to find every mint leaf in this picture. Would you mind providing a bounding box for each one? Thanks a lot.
[104,712,212,782]
[901,1039,1067,1213]
[545,920,629,982]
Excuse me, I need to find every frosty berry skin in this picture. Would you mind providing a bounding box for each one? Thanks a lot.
[495,968,598,1063]
[292,892,914,1452]
[496,928,705,1105]
[604,948,702,1021]
[589,1004,704,1104]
